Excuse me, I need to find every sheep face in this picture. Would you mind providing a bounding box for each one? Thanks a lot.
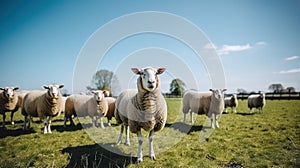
[210,88,227,99]
[0,87,19,99]
[132,67,166,92]
[91,90,106,102]
[43,84,64,99]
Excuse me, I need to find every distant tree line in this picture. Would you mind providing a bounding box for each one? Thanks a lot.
[88,70,297,96]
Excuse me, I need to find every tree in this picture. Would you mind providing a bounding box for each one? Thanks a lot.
[268,83,284,93]
[169,78,186,96]
[286,87,296,93]
[237,88,247,94]
[87,69,119,95]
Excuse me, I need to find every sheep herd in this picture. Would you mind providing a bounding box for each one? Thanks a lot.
[0,66,266,162]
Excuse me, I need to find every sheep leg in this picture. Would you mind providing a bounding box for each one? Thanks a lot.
[2,113,5,127]
[233,107,237,113]
[63,117,67,128]
[47,117,52,133]
[43,118,48,134]
[190,112,194,124]
[183,113,186,123]
[215,114,220,128]
[107,118,111,127]
[99,116,105,128]
[149,129,156,160]
[125,125,130,146]
[92,116,98,127]
[10,112,14,125]
[137,131,143,163]
[116,124,124,145]
[23,116,27,130]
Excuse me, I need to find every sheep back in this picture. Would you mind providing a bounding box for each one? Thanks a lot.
[65,94,90,118]
[105,97,116,120]
[182,90,212,115]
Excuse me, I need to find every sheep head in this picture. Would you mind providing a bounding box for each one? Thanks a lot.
[0,87,19,99]
[91,90,107,102]
[132,67,166,92]
[43,84,64,99]
[209,88,227,100]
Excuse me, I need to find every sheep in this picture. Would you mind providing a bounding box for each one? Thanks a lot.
[64,90,109,128]
[224,94,238,113]
[182,89,227,129]
[115,67,167,163]
[104,97,116,127]
[16,90,29,108]
[0,87,19,127]
[248,93,266,113]
[59,96,67,115]
[22,84,64,134]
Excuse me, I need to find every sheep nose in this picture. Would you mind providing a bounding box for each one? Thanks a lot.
[148,80,155,84]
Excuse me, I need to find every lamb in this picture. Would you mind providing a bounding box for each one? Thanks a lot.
[248,93,266,113]
[104,97,116,127]
[0,87,19,127]
[182,89,227,129]
[114,67,167,163]
[64,90,109,128]
[22,84,64,134]
[224,94,238,113]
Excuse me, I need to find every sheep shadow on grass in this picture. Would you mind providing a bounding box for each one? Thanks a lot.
[0,127,35,138]
[236,112,256,116]
[62,143,135,168]
[165,122,204,134]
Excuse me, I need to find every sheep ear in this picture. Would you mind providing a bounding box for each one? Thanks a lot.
[156,68,166,75]
[131,68,142,75]
[209,89,214,92]
[91,90,96,94]
[58,84,64,89]
[43,85,50,90]
[0,88,4,91]
[222,89,227,92]
[13,87,19,91]
[103,90,110,97]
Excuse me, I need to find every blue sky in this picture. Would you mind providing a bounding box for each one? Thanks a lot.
[1,0,299,95]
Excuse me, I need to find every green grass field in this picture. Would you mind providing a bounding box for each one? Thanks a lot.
[0,99,299,167]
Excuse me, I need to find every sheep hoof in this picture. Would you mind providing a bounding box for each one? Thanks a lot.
[125,142,130,146]
[11,121,14,125]
[150,155,156,160]
[137,157,143,163]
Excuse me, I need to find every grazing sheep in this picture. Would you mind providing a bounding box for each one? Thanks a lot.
[248,93,266,113]
[115,67,167,163]
[64,90,109,128]
[22,84,64,134]
[0,87,19,127]
[224,94,238,113]
[104,97,116,126]
[182,89,227,129]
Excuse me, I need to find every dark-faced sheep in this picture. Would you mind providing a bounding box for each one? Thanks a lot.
[114,67,167,163]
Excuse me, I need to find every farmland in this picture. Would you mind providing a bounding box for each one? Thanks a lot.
[0,99,299,167]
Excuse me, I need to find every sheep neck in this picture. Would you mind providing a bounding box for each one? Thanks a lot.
[134,76,160,114]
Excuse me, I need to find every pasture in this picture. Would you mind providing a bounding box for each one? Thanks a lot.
[0,99,299,167]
